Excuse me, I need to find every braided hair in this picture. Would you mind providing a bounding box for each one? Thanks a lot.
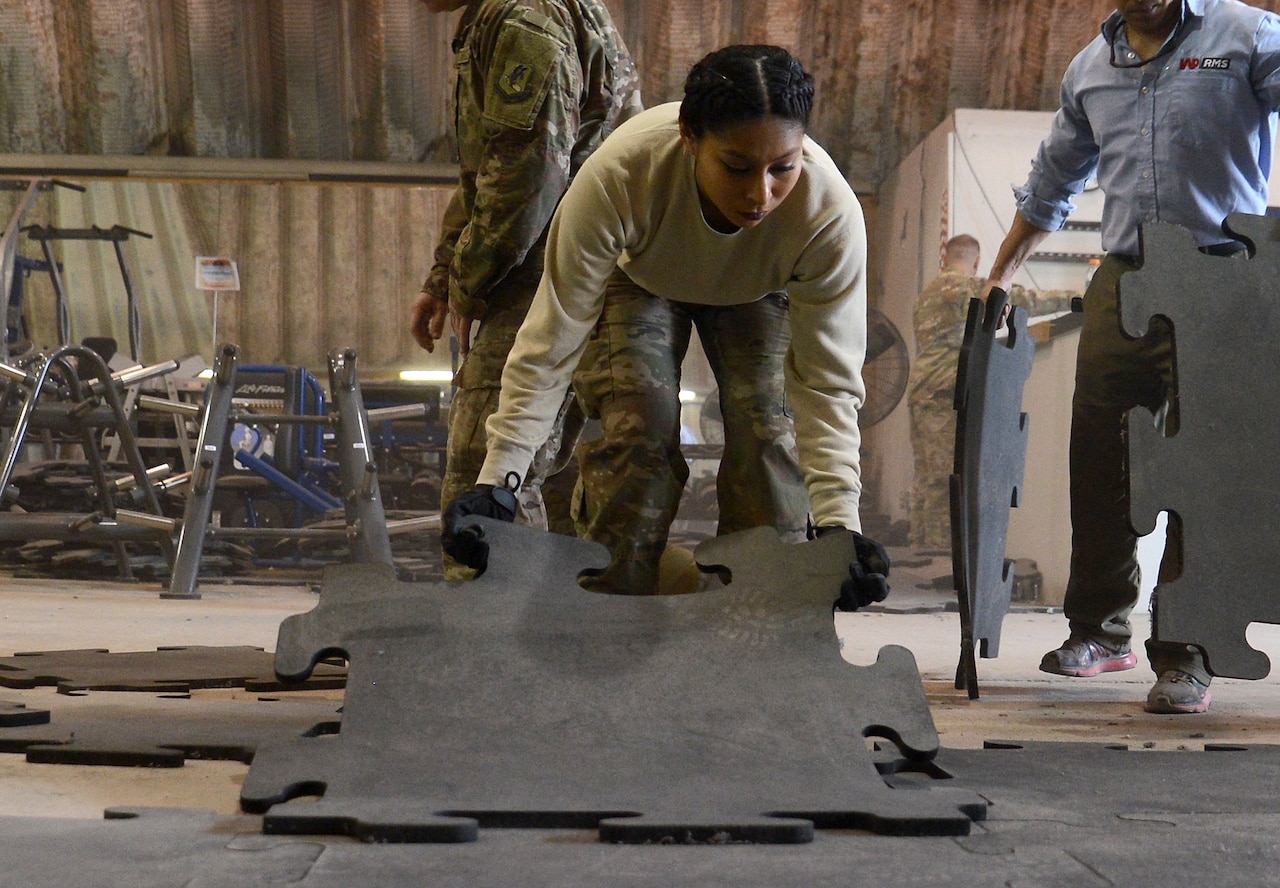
[679,45,815,139]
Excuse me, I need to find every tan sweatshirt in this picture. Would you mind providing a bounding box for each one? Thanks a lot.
[478,102,869,530]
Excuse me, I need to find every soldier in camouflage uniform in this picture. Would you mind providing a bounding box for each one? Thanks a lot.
[908,234,1075,550]
[444,46,872,597]
[409,0,641,573]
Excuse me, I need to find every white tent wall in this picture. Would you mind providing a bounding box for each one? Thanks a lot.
[864,113,951,549]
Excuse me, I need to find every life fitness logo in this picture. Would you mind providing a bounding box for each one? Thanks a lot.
[1180,56,1231,70]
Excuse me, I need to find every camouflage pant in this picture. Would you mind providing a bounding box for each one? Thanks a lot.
[909,393,955,550]
[441,259,579,576]
[571,271,809,595]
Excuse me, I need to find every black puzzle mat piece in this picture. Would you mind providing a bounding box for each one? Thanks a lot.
[0,700,50,727]
[0,808,327,888]
[0,693,342,767]
[0,646,347,694]
[932,739,1280,822]
[243,521,985,843]
[950,292,1035,696]
[2,791,1280,887]
[1121,214,1280,679]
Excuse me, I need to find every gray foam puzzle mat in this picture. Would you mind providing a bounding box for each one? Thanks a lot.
[932,739,1280,822]
[950,291,1035,698]
[0,645,347,693]
[4,742,1280,886]
[0,693,342,766]
[1121,214,1280,679]
[241,521,985,843]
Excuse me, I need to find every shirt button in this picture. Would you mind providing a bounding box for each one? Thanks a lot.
[1141,86,1150,94]
[1143,170,1152,179]
[1129,52,1137,59]
[1141,128,1150,135]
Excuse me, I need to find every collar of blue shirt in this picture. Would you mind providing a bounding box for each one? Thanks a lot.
[1102,0,1204,69]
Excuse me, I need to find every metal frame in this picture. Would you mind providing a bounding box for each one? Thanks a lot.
[0,345,177,578]
[23,224,152,362]
[166,345,413,599]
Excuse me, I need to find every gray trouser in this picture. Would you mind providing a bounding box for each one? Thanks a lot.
[1066,252,1208,683]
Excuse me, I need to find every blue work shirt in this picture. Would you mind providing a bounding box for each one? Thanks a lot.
[1016,0,1280,256]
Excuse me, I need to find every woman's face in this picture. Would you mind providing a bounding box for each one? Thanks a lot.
[680,115,805,234]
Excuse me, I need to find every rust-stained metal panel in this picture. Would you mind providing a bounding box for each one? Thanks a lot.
[4,0,1280,375]
[5,177,454,375]
[5,0,1280,187]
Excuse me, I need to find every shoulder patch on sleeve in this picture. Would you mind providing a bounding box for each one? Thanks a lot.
[483,18,565,130]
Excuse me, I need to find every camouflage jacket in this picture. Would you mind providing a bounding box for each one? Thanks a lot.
[423,0,642,320]
[909,269,1075,403]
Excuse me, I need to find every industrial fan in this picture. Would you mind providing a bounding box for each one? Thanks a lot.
[859,306,910,427]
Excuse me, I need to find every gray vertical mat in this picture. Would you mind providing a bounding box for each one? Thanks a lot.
[951,291,1035,697]
[1122,214,1280,679]
[241,520,985,842]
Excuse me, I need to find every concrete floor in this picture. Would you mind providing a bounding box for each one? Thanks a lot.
[2,548,1280,824]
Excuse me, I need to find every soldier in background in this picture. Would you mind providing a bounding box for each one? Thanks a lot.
[409,0,641,573]
[908,234,1073,551]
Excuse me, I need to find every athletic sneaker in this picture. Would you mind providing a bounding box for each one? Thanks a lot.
[1039,636,1137,677]
[1146,670,1212,714]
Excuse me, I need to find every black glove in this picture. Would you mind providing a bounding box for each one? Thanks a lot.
[813,525,891,612]
[441,475,520,573]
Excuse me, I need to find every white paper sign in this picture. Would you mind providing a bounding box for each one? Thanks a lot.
[194,256,241,291]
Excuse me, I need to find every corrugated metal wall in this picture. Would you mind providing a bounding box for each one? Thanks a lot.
[4,0,1275,373]
[2,0,1164,179]
[2,180,452,374]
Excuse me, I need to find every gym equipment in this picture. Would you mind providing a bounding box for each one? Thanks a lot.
[166,344,434,599]
[0,345,180,577]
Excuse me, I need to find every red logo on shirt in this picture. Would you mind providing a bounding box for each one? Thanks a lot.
[1180,57,1231,70]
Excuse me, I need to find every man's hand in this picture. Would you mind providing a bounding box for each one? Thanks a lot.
[441,476,521,573]
[410,290,450,353]
[813,526,891,611]
[450,307,476,358]
[985,286,1012,330]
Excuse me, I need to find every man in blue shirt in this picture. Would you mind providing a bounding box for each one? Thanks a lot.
[984,0,1280,714]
